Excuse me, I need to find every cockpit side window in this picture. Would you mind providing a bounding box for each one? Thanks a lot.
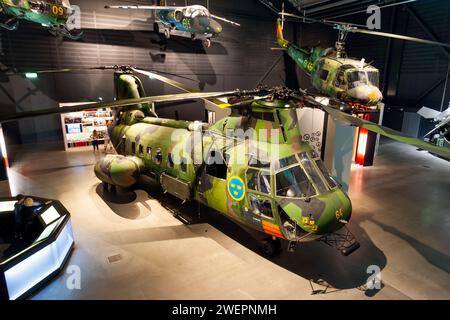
[367,71,379,87]
[247,168,259,191]
[334,68,347,88]
[259,171,271,194]
[246,168,271,194]
[315,160,338,189]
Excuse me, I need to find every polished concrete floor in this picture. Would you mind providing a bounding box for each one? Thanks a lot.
[0,141,449,300]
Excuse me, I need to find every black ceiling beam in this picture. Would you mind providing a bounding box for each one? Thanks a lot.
[417,77,448,105]
[404,5,450,60]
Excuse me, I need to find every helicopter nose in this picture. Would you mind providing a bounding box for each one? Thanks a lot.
[210,20,222,34]
[314,189,352,235]
[348,86,383,105]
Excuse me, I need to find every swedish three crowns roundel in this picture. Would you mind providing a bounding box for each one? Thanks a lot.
[227,176,246,201]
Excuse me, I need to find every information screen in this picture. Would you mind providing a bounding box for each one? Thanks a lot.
[66,124,82,134]
[40,206,60,225]
[0,201,17,212]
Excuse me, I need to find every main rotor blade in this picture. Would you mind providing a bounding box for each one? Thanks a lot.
[0,90,252,123]
[347,28,450,48]
[104,5,180,10]
[281,11,450,48]
[320,103,450,159]
[279,12,367,28]
[210,14,240,27]
[2,65,197,82]
[132,67,232,109]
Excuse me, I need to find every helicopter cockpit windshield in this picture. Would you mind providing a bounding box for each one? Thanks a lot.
[347,70,380,89]
[184,5,209,18]
[275,152,336,199]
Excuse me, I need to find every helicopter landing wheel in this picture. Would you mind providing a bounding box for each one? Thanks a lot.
[190,33,196,40]
[164,28,171,39]
[203,38,211,48]
[102,182,109,190]
[153,22,159,34]
[259,237,282,257]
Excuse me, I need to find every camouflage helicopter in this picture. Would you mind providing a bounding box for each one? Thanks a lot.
[0,0,82,39]
[2,66,449,257]
[105,1,240,48]
[275,10,450,110]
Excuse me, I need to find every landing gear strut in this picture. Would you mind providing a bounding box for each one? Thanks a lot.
[319,226,360,256]
[153,22,159,34]
[258,237,282,257]
[164,28,171,39]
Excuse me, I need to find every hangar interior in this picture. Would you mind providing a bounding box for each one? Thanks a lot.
[0,0,449,300]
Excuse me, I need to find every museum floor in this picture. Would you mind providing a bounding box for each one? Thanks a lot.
[0,140,449,300]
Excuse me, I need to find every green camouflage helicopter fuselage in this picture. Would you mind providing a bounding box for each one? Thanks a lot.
[276,19,382,106]
[0,0,81,39]
[94,71,354,250]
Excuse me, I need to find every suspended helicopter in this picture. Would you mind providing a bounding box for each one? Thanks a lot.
[104,1,240,48]
[1,66,449,258]
[0,0,82,39]
[418,104,450,150]
[275,7,450,111]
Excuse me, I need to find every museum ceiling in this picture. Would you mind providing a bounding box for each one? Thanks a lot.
[287,0,410,19]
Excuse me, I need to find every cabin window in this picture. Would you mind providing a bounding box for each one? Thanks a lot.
[251,111,275,122]
[205,163,227,180]
[259,172,271,194]
[334,70,347,88]
[246,169,271,194]
[139,144,144,157]
[205,150,227,179]
[180,157,188,172]
[249,195,273,218]
[247,169,259,191]
[154,148,163,165]
[168,153,174,168]
[147,147,152,158]
[131,142,136,154]
[121,137,126,153]
[319,69,329,81]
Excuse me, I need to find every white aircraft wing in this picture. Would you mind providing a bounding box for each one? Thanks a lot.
[105,5,183,10]
[418,106,441,120]
[210,14,240,26]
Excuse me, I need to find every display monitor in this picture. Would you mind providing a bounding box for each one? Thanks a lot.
[39,206,60,225]
[66,124,82,134]
[0,201,17,212]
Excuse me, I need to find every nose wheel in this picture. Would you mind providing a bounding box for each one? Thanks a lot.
[203,38,211,48]
[258,237,282,257]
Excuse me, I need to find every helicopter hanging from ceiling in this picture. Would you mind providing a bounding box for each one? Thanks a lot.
[0,0,82,39]
[273,4,450,111]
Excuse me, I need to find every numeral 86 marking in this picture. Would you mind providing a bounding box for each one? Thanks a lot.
[51,5,65,16]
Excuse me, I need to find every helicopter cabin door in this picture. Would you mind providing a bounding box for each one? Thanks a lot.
[244,168,279,235]
[197,151,228,215]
